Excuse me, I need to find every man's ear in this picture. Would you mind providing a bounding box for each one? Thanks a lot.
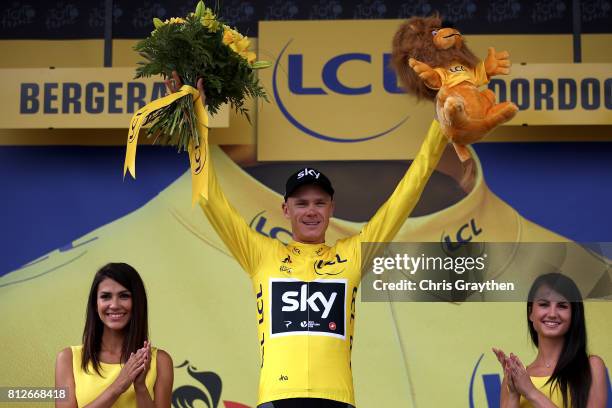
[282,201,290,219]
[330,200,335,217]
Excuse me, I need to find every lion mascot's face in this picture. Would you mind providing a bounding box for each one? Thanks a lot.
[432,27,463,50]
[391,14,478,101]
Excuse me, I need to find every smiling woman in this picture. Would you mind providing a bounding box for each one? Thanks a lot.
[493,273,608,408]
[54,263,174,408]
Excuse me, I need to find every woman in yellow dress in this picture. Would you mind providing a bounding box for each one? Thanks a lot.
[55,263,173,407]
[493,272,608,408]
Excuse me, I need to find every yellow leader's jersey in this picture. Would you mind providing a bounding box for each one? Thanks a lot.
[433,60,489,89]
[199,120,448,405]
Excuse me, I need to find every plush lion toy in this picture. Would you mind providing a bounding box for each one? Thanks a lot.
[391,14,518,161]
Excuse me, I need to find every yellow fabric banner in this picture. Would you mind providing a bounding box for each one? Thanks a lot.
[189,97,210,204]
[124,85,209,204]
[1,146,610,407]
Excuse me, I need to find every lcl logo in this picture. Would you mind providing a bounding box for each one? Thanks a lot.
[272,39,410,143]
[286,52,402,96]
[442,218,483,252]
[249,211,292,244]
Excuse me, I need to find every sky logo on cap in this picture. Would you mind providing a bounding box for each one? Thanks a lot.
[297,168,320,179]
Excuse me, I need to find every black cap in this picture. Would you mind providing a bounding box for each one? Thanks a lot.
[284,167,335,200]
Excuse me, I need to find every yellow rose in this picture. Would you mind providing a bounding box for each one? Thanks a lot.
[223,26,256,62]
[245,51,257,64]
[200,9,220,32]
[222,29,234,45]
[234,37,251,53]
[201,17,219,32]
[231,29,242,41]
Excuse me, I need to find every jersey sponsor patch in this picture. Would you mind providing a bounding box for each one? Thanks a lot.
[270,278,346,339]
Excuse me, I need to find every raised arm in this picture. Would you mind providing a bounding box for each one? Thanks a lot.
[176,75,268,275]
[199,154,268,275]
[163,72,268,275]
[359,119,447,244]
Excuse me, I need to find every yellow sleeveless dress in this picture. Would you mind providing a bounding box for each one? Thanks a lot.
[71,345,157,407]
[519,376,568,408]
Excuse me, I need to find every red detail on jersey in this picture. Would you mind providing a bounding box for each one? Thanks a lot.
[224,401,252,408]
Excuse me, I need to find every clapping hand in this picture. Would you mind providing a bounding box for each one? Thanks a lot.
[134,340,152,389]
[492,347,518,396]
[507,353,537,398]
[113,347,147,395]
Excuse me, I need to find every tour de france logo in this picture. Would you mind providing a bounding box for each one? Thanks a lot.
[128,111,144,143]
[171,361,250,408]
[192,144,205,175]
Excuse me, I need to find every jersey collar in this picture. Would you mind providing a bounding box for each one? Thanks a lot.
[287,241,330,258]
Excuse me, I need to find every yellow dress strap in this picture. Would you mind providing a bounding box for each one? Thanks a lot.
[71,345,157,408]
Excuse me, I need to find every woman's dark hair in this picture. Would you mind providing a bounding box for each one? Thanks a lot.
[82,263,148,375]
[527,273,591,408]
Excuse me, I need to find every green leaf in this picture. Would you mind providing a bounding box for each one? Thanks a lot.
[251,61,272,69]
[153,18,164,29]
[195,1,205,18]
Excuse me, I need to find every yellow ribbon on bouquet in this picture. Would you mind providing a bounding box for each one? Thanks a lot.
[124,85,209,206]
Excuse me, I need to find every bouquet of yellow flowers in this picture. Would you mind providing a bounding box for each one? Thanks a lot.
[124,1,270,205]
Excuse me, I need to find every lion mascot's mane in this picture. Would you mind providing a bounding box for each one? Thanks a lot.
[391,14,479,101]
